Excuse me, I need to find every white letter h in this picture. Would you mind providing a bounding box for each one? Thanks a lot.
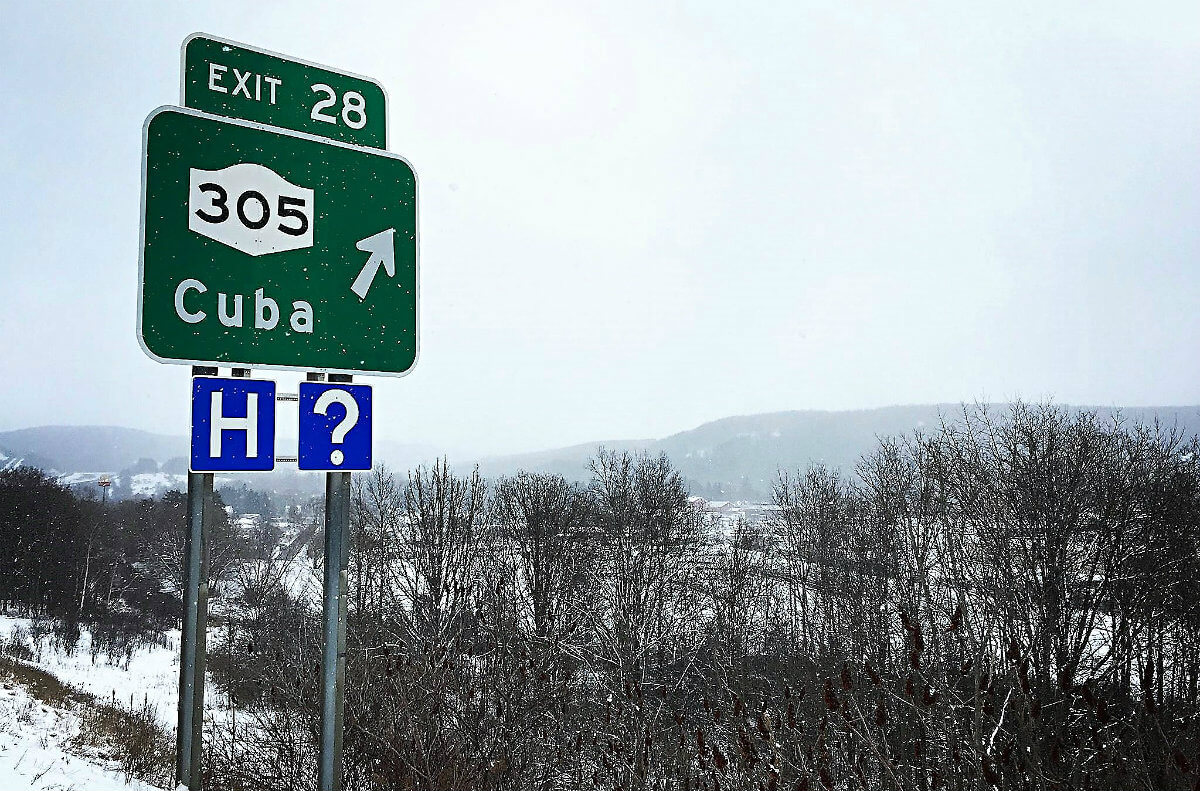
[210,391,259,458]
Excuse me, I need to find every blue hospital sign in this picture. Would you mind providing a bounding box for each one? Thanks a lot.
[190,376,276,472]
[297,382,372,471]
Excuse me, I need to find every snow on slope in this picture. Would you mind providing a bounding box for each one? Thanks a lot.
[55,472,187,497]
[55,472,105,487]
[0,668,161,791]
[129,472,186,497]
[0,450,27,473]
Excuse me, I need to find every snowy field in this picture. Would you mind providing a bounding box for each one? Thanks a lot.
[0,616,180,728]
[56,471,190,498]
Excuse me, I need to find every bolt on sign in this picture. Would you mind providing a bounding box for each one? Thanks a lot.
[138,35,417,377]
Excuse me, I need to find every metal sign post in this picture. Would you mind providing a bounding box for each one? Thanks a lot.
[315,372,352,791]
[177,366,216,790]
[176,470,207,790]
[320,474,352,790]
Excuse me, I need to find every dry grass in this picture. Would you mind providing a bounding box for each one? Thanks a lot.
[0,653,90,708]
[73,695,174,784]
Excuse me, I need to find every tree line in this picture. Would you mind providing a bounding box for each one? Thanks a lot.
[203,403,1200,791]
[2,402,1199,789]
[0,470,252,624]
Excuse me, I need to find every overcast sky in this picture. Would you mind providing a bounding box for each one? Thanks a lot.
[0,1,1197,456]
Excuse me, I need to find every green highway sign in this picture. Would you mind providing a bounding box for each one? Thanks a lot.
[182,33,387,148]
[138,106,418,376]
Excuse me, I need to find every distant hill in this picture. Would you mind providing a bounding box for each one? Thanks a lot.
[4,405,1199,501]
[475,404,1200,499]
[0,425,440,498]
[0,426,187,474]
[472,405,957,498]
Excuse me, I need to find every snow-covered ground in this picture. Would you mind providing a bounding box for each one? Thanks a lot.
[0,679,162,791]
[0,615,201,788]
[0,617,174,791]
[0,617,180,729]
[0,546,310,790]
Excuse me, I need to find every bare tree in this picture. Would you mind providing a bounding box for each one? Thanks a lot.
[702,516,771,682]
[350,464,405,618]
[589,449,708,686]
[492,471,595,651]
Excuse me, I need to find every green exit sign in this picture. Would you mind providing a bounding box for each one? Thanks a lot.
[182,33,387,148]
[138,107,418,376]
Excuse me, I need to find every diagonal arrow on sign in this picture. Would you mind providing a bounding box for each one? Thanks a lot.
[350,228,396,300]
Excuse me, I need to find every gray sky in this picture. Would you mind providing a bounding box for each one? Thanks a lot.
[1,1,1197,456]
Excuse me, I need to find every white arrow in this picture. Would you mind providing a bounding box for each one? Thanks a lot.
[350,228,396,300]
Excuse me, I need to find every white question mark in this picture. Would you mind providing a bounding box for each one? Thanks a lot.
[314,389,359,466]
